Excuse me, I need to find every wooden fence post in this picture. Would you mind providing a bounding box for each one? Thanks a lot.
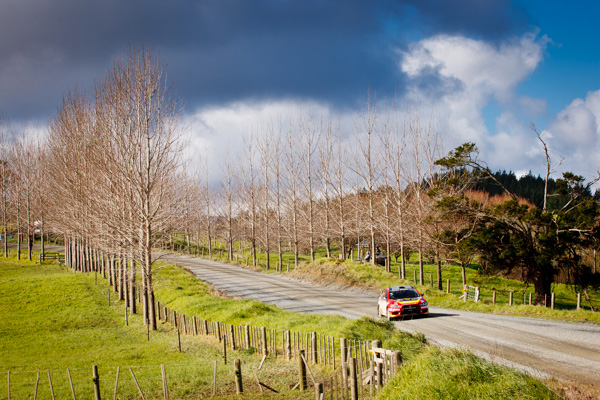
[529,292,532,306]
[349,358,358,400]
[113,367,120,400]
[230,325,236,350]
[391,351,402,375]
[92,365,101,400]
[48,370,55,400]
[66,368,76,400]
[245,325,251,349]
[311,332,318,364]
[286,330,292,360]
[261,326,268,357]
[233,358,244,394]
[509,291,513,306]
[299,350,307,391]
[492,291,496,304]
[161,364,169,400]
[446,279,450,294]
[551,293,555,310]
[577,293,581,311]
[315,382,324,400]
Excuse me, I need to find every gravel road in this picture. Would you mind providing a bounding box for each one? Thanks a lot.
[163,253,600,385]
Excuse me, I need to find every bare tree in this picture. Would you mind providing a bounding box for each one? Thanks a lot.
[299,113,321,262]
[352,96,379,264]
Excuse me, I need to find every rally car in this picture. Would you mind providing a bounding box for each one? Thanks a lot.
[377,285,429,320]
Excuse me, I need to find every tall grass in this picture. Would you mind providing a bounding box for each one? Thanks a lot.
[378,347,560,400]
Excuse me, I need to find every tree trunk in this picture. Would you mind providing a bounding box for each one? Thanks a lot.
[436,258,443,291]
[533,271,553,306]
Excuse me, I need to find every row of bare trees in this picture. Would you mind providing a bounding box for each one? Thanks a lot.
[0,47,185,330]
[178,102,459,288]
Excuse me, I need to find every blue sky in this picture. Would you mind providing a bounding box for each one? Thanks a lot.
[514,0,600,117]
[1,0,599,181]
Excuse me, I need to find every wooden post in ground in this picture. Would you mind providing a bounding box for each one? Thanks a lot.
[298,350,307,391]
[161,364,169,400]
[48,370,55,400]
[261,327,268,357]
[212,361,217,396]
[341,338,349,397]
[369,360,374,398]
[376,362,383,390]
[372,340,382,390]
[66,368,76,400]
[551,293,555,310]
[391,351,402,375]
[92,366,101,400]
[33,371,40,399]
[529,292,532,306]
[234,359,243,394]
[129,368,144,399]
[113,367,120,400]
[177,329,181,352]
[349,358,358,400]
[311,332,318,364]
[315,382,324,400]
[509,291,513,306]
[577,293,581,311]
[286,330,292,360]
[230,325,236,350]
[492,291,496,304]
[245,325,251,349]
[446,279,450,294]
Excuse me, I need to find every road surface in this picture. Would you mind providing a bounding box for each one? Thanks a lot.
[162,254,600,385]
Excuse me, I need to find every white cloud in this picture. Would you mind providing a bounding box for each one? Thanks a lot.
[181,100,336,183]
[399,32,550,173]
[546,89,600,179]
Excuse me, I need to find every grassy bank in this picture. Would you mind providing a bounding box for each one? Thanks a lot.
[379,347,559,400]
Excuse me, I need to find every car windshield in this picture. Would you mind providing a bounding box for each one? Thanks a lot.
[389,289,419,300]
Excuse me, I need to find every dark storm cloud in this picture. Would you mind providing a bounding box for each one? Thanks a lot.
[403,0,527,39]
[0,0,527,120]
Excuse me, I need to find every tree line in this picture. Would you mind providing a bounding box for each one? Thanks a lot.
[1,47,598,316]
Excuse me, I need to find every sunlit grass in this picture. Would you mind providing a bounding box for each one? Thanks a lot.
[378,347,560,400]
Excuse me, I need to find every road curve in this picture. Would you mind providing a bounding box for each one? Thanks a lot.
[161,253,600,386]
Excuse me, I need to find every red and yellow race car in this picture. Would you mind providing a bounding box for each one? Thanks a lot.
[377,285,429,320]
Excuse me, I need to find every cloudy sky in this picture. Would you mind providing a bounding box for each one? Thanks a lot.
[1,0,599,180]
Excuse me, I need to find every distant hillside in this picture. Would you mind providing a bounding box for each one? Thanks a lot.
[472,170,568,210]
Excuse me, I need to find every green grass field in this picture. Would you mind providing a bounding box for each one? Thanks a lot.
[0,255,571,399]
